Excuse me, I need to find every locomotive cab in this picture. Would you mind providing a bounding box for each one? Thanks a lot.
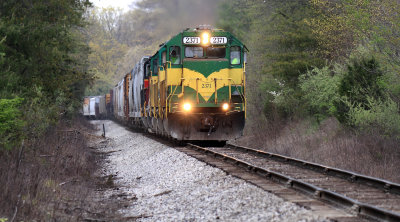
[142,26,247,141]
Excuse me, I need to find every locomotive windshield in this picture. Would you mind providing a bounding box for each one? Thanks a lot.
[185,47,203,58]
[206,47,225,58]
[185,46,226,58]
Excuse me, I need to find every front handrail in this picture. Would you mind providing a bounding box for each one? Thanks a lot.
[229,78,246,112]
[166,84,179,117]
[243,62,246,118]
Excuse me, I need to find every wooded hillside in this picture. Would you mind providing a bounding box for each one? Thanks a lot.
[0,1,399,220]
[218,0,400,181]
[85,0,221,95]
[218,0,400,137]
[1,0,399,179]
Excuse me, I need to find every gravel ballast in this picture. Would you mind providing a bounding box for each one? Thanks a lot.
[92,120,327,221]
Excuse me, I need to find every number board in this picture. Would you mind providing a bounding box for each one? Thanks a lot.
[183,37,200,44]
[211,37,227,44]
[201,83,212,89]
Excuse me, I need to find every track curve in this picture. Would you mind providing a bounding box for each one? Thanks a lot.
[181,143,400,222]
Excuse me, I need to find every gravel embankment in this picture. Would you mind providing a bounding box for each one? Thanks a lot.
[92,120,327,221]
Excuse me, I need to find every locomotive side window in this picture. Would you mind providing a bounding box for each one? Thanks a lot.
[145,63,150,78]
[230,46,241,65]
[185,47,203,58]
[206,47,225,58]
[153,59,158,75]
[170,46,181,64]
[162,51,166,64]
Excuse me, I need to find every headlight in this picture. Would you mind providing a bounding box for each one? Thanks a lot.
[202,32,209,45]
[222,103,229,111]
[183,103,192,112]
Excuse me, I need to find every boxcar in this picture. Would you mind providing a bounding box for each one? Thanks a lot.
[83,97,90,118]
[89,97,96,119]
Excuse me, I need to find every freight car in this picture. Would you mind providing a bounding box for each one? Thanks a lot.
[83,95,110,119]
[89,97,96,118]
[95,96,107,119]
[83,97,90,117]
[111,26,247,142]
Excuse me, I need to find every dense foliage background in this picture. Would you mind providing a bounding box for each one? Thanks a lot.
[217,0,400,139]
[216,0,400,182]
[84,0,221,95]
[1,0,399,179]
[0,0,93,150]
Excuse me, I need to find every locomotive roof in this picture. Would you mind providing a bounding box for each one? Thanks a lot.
[152,27,247,58]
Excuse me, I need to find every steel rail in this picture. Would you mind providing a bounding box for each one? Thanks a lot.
[226,143,400,195]
[187,143,400,222]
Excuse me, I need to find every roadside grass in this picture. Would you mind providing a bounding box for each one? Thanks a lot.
[0,117,123,221]
[236,117,400,183]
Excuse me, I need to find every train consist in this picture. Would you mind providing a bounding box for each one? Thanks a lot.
[85,26,247,142]
[82,95,110,119]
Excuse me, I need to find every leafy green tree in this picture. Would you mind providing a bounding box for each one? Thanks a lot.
[85,7,128,94]
[309,0,400,61]
[218,0,324,119]
[0,0,93,149]
[340,57,386,106]
[265,1,324,89]
[348,97,400,138]
[336,55,387,123]
[217,0,251,41]
[86,0,224,94]
[299,66,341,121]
[1,0,92,98]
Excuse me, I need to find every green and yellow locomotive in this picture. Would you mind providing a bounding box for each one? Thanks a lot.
[114,26,247,142]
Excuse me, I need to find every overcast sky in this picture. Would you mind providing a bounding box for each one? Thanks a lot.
[91,0,137,11]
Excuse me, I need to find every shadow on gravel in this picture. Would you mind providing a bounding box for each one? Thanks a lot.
[110,118,228,148]
[189,141,227,147]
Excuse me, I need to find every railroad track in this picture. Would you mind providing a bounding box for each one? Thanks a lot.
[176,143,400,222]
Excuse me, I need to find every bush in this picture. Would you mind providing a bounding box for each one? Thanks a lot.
[299,66,341,121]
[23,86,59,138]
[273,87,305,119]
[336,55,386,123]
[0,98,26,150]
[261,78,307,120]
[348,97,400,138]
